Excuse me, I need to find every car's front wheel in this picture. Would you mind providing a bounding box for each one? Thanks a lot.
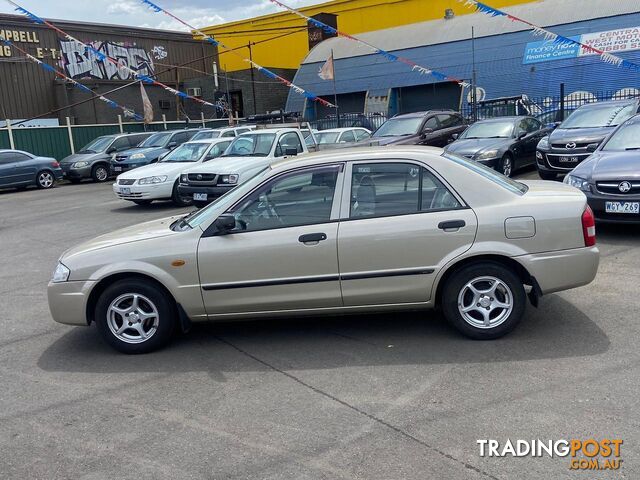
[91,164,109,182]
[441,262,526,340]
[171,181,193,207]
[500,154,514,177]
[36,170,55,189]
[95,279,176,354]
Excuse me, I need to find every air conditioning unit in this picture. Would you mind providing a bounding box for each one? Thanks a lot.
[187,87,202,98]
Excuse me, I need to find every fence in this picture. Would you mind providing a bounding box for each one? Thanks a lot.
[309,113,388,131]
[0,115,234,160]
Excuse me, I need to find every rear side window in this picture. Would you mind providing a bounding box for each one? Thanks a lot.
[350,163,461,219]
[442,152,528,195]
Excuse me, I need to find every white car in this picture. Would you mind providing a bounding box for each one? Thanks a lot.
[313,127,372,145]
[190,125,255,141]
[112,138,232,206]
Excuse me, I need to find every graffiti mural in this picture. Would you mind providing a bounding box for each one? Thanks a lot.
[59,40,161,80]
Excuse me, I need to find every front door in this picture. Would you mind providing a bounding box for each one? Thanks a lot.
[198,164,344,315]
[338,161,477,306]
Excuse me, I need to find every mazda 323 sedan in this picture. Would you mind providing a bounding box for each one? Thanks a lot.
[48,147,599,353]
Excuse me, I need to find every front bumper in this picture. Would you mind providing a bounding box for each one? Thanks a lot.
[516,246,599,295]
[48,280,97,326]
[61,164,91,180]
[177,183,235,202]
[585,191,640,223]
[112,182,174,201]
[536,148,590,173]
[110,161,149,175]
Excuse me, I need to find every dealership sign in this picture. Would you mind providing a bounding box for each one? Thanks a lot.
[524,27,640,64]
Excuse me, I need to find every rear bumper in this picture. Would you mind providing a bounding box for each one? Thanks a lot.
[112,182,173,201]
[47,280,97,326]
[177,184,235,201]
[515,246,599,295]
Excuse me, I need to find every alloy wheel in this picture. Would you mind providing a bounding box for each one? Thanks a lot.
[106,293,159,344]
[38,171,54,188]
[502,157,513,177]
[457,276,514,329]
[95,166,108,181]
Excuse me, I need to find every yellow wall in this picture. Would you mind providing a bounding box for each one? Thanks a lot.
[202,0,536,72]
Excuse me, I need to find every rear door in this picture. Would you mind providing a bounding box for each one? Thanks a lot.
[337,161,477,306]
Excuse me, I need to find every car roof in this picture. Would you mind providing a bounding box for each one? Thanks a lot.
[576,99,638,110]
[392,110,457,118]
[318,127,366,133]
[474,116,530,123]
[185,138,233,145]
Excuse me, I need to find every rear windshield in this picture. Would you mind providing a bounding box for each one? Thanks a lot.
[441,152,528,195]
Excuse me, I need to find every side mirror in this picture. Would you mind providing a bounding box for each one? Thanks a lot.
[586,143,599,152]
[167,141,177,149]
[285,147,298,156]
[213,214,236,234]
[517,131,527,140]
[422,127,434,134]
[451,133,459,140]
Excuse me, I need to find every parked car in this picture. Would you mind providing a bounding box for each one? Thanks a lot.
[190,126,255,141]
[311,127,371,145]
[60,132,152,183]
[564,114,640,223]
[536,99,640,180]
[48,146,599,354]
[178,128,309,207]
[0,149,62,190]
[110,129,201,176]
[536,108,575,127]
[445,116,549,177]
[362,110,466,147]
[112,138,233,207]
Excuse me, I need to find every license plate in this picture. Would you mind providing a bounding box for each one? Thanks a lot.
[193,193,208,201]
[114,166,122,172]
[605,201,639,214]
[559,156,579,163]
[121,187,131,195]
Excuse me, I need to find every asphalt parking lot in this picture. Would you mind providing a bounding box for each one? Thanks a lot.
[1,171,639,480]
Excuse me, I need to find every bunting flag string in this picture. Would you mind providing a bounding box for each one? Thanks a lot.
[5,0,226,112]
[139,0,336,108]
[458,0,640,71]
[0,36,143,121]
[268,0,470,88]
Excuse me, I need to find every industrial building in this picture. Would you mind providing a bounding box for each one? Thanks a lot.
[285,0,640,119]
[0,13,217,125]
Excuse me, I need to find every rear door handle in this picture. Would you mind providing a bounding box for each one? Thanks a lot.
[438,220,466,230]
[299,233,327,243]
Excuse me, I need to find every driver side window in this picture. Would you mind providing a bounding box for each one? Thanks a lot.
[228,166,340,232]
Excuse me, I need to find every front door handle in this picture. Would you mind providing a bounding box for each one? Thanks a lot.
[438,220,466,230]
[299,232,327,243]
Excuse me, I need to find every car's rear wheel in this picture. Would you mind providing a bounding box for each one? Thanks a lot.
[132,200,152,206]
[171,181,193,207]
[91,164,109,182]
[500,154,514,177]
[36,170,55,189]
[95,279,176,354]
[441,262,526,340]
[538,170,557,180]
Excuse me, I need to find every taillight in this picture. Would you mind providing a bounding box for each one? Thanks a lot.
[51,161,60,168]
[582,205,596,247]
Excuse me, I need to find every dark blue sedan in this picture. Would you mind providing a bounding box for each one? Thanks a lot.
[0,149,63,190]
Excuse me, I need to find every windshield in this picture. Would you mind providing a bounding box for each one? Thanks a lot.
[442,152,528,195]
[561,103,636,129]
[139,132,172,148]
[316,132,340,144]
[601,120,640,151]
[223,133,275,157]
[460,121,514,139]
[160,142,209,162]
[372,117,423,137]
[191,130,221,141]
[79,136,112,153]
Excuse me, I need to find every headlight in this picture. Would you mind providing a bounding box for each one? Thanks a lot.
[129,153,146,160]
[51,262,70,283]
[537,136,549,150]
[138,175,168,185]
[219,174,239,185]
[72,161,89,168]
[475,149,499,160]
[564,174,590,192]
[180,174,188,184]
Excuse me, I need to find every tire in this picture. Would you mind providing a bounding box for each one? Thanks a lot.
[95,279,176,354]
[441,262,526,340]
[36,170,55,189]
[91,164,109,182]
[500,154,514,178]
[171,181,193,207]
[132,200,152,206]
[538,170,557,181]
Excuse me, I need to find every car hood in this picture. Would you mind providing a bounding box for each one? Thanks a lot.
[117,147,166,158]
[118,161,200,179]
[549,127,614,145]
[183,156,273,174]
[446,138,509,156]
[571,151,640,181]
[358,134,421,146]
[61,216,181,260]
[60,152,107,164]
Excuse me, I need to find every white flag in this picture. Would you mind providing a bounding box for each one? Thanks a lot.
[140,82,154,124]
[318,54,334,81]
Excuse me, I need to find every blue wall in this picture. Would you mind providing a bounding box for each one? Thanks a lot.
[287,12,640,116]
